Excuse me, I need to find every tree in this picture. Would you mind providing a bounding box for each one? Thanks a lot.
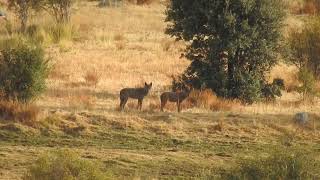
[7,0,42,32]
[288,17,320,78]
[297,67,317,100]
[166,0,286,104]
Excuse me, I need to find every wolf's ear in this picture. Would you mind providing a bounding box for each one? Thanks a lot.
[145,82,147,86]
[150,82,153,86]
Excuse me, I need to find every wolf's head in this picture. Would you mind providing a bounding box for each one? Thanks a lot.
[144,82,152,91]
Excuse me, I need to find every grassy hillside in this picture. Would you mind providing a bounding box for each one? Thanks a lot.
[0,1,319,179]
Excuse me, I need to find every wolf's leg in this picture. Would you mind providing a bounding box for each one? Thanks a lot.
[138,99,143,111]
[177,101,181,113]
[121,97,128,110]
[120,98,124,111]
[160,99,166,112]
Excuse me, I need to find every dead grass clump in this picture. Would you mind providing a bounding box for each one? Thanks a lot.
[49,65,70,80]
[148,102,160,112]
[147,124,170,135]
[186,89,240,111]
[127,102,137,109]
[110,118,144,130]
[290,0,320,15]
[161,38,173,52]
[84,69,101,87]
[289,1,304,14]
[113,33,125,41]
[0,101,39,126]
[63,125,86,136]
[186,89,216,109]
[68,95,96,110]
[128,0,155,5]
[212,120,225,132]
[210,99,240,111]
[303,0,320,15]
[115,41,126,50]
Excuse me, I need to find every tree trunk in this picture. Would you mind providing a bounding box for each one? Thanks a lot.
[19,2,28,32]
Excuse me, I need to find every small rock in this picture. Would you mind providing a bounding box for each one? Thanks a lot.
[293,112,309,126]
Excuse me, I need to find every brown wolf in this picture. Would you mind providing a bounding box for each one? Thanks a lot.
[160,86,191,113]
[120,82,152,111]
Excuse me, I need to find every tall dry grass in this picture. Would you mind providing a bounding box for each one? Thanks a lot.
[187,89,241,111]
[0,101,39,126]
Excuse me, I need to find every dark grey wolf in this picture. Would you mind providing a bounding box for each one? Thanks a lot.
[160,86,191,113]
[120,82,152,111]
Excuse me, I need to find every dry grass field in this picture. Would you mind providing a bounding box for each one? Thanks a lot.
[0,1,320,179]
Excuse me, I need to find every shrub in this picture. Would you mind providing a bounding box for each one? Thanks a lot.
[43,0,75,23]
[24,150,110,180]
[0,38,50,102]
[26,24,50,45]
[221,149,319,180]
[0,100,39,125]
[288,17,320,78]
[7,0,42,32]
[303,0,320,15]
[187,89,240,111]
[46,23,76,43]
[297,67,317,99]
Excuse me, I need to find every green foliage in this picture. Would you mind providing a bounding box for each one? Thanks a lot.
[24,149,111,180]
[232,72,262,105]
[0,37,49,102]
[26,24,50,45]
[297,67,317,99]
[262,78,285,101]
[221,149,319,180]
[288,17,320,78]
[166,0,286,104]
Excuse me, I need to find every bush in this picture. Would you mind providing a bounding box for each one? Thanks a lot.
[187,89,240,111]
[297,67,317,99]
[288,17,320,78]
[303,0,320,15]
[43,0,75,23]
[24,150,110,180]
[7,0,42,32]
[0,100,39,125]
[46,23,76,43]
[221,149,319,180]
[0,38,49,102]
[26,24,51,45]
